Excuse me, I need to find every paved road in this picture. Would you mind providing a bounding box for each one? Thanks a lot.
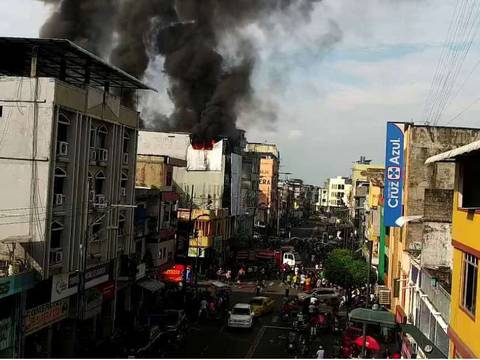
[169,219,342,359]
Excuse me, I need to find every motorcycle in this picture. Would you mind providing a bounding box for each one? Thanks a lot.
[286,331,298,357]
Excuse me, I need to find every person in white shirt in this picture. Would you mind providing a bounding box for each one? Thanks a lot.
[316,346,324,358]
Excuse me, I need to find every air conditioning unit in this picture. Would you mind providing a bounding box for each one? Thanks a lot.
[99,149,108,162]
[123,152,129,165]
[89,148,97,161]
[95,194,107,209]
[57,141,69,156]
[378,289,391,305]
[54,193,65,206]
[50,249,63,265]
[120,187,126,197]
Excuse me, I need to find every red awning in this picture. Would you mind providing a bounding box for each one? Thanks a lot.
[256,250,275,259]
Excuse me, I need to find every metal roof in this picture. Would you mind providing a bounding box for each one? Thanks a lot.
[0,37,153,90]
[425,139,480,164]
[348,308,396,328]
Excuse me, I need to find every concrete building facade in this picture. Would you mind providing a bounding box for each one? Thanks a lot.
[383,124,480,358]
[0,38,150,357]
[426,140,480,358]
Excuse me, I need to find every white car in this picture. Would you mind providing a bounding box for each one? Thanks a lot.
[297,287,339,301]
[228,303,254,329]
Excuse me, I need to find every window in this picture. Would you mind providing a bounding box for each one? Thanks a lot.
[120,172,128,195]
[57,123,68,142]
[0,105,3,117]
[460,160,480,208]
[119,213,126,236]
[95,171,106,194]
[54,167,67,195]
[123,131,130,153]
[51,220,64,249]
[89,126,96,148]
[462,253,478,315]
[97,125,107,148]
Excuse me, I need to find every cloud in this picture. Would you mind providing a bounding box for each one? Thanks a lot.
[3,0,480,186]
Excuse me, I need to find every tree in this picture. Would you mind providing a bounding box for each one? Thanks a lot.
[324,248,370,295]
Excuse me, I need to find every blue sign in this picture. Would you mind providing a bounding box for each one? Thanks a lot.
[384,122,405,227]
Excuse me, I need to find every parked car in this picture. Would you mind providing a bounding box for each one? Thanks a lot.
[228,303,254,329]
[249,296,275,317]
[297,287,339,301]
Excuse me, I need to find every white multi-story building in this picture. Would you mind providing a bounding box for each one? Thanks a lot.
[325,176,352,209]
[0,38,150,357]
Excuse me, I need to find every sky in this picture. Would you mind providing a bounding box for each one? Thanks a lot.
[2,0,480,185]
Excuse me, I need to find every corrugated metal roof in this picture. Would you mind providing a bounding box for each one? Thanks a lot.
[0,37,154,90]
[425,139,480,164]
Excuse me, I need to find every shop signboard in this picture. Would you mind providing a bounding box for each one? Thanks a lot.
[0,318,12,351]
[0,272,35,300]
[51,263,110,302]
[24,299,69,336]
[97,281,115,302]
[188,247,205,258]
[159,264,185,283]
[384,122,405,227]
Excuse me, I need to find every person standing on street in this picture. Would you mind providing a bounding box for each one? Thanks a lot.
[316,346,324,359]
[256,280,261,296]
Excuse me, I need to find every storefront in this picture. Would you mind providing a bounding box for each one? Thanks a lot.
[48,262,113,357]
[0,271,36,357]
[24,299,69,358]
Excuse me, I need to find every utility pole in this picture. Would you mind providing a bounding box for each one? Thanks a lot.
[361,240,374,358]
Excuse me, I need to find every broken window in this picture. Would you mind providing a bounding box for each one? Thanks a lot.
[462,253,478,315]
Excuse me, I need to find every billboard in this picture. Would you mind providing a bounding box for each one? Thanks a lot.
[384,122,405,227]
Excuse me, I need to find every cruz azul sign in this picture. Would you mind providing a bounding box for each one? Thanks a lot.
[384,122,405,227]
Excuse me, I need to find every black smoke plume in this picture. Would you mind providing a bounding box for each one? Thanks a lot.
[39,0,334,145]
[40,0,117,59]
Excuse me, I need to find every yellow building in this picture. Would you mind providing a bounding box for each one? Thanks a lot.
[366,176,384,263]
[426,140,480,358]
[177,208,231,256]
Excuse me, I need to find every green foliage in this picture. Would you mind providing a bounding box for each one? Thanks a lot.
[324,248,369,290]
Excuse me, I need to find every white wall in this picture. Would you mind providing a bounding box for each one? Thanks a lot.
[0,77,55,243]
[137,131,190,160]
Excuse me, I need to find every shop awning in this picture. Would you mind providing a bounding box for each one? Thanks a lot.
[348,308,396,328]
[401,323,446,359]
[137,279,165,292]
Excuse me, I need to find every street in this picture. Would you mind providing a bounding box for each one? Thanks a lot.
[168,219,340,359]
